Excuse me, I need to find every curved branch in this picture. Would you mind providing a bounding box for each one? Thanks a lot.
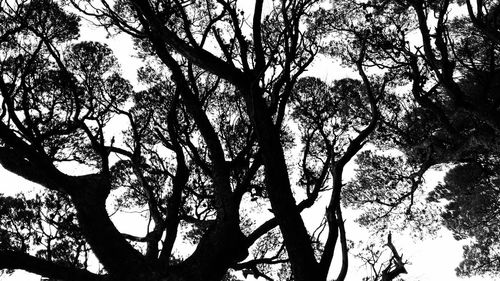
[329,42,380,211]
[129,0,245,85]
[159,91,189,263]
[69,184,151,277]
[0,123,68,192]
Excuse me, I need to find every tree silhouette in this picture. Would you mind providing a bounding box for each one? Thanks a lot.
[323,0,500,277]
[1,0,499,280]
[0,1,385,280]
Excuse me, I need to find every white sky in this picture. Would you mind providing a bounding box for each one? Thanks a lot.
[0,3,492,281]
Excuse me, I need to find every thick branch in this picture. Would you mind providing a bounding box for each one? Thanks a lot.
[382,233,407,281]
[253,0,265,72]
[241,85,319,280]
[159,92,189,263]
[0,251,106,281]
[336,206,348,281]
[129,0,245,85]
[68,175,151,278]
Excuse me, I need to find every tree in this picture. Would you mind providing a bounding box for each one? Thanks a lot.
[428,159,500,277]
[352,233,407,281]
[3,0,497,280]
[321,0,500,277]
[0,0,388,281]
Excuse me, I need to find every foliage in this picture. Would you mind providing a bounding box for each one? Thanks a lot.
[429,159,500,276]
[324,0,500,277]
[0,191,88,275]
[343,150,441,238]
[0,0,499,281]
[1,1,379,281]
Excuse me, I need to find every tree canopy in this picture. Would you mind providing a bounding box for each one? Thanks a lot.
[0,0,498,281]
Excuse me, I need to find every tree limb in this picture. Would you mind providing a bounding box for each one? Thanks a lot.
[0,250,107,281]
